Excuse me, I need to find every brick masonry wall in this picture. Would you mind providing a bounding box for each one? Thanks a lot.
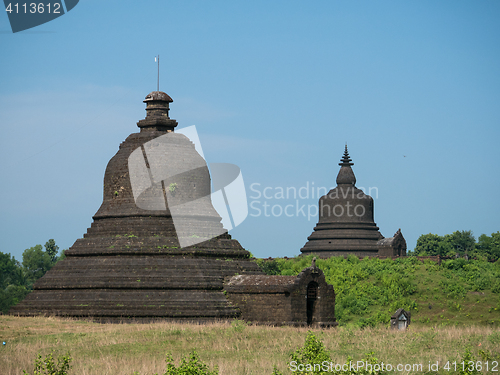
[226,293,292,325]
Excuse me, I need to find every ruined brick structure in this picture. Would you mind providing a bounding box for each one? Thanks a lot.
[10,91,263,322]
[11,91,338,325]
[301,146,406,258]
[377,229,407,257]
[224,261,337,327]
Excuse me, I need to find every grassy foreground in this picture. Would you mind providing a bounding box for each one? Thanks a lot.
[1,316,499,375]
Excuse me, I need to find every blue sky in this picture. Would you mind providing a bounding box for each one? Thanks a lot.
[1,1,499,261]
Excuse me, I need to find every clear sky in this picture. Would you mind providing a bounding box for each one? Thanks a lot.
[1,0,499,261]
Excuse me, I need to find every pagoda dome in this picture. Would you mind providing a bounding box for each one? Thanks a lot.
[144,91,173,102]
[320,145,374,224]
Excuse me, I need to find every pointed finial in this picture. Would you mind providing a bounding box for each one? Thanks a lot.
[336,144,356,185]
[339,144,354,166]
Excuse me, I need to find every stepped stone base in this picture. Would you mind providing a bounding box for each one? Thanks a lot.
[10,228,263,322]
[301,222,382,257]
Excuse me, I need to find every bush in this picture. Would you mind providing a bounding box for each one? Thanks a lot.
[272,331,387,374]
[456,349,481,375]
[163,351,218,375]
[0,284,30,314]
[289,331,331,372]
[230,319,247,332]
[258,259,282,275]
[23,352,72,375]
[272,331,331,375]
[131,351,219,375]
[491,280,500,294]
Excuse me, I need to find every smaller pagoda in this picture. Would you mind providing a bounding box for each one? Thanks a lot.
[300,146,406,258]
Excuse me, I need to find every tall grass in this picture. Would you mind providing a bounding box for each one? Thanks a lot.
[1,316,499,374]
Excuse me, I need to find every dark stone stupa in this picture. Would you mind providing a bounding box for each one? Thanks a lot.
[10,91,263,322]
[301,146,406,257]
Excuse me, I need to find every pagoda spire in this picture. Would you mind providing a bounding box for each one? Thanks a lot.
[137,91,178,132]
[339,144,354,166]
[336,144,356,185]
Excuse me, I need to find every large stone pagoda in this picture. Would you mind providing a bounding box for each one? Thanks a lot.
[301,146,406,258]
[10,91,263,322]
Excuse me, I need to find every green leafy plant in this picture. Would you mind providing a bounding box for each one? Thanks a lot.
[23,351,72,375]
[168,183,178,193]
[456,348,481,375]
[272,331,387,374]
[271,331,331,374]
[163,351,218,375]
[230,319,247,332]
[288,331,331,374]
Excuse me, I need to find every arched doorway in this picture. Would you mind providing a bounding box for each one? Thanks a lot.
[397,244,402,256]
[307,281,318,325]
[398,313,408,330]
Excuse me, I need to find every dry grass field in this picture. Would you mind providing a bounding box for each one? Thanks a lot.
[1,316,499,374]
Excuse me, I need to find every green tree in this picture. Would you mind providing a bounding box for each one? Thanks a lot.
[488,231,500,260]
[22,244,54,287]
[1,285,30,313]
[414,233,452,256]
[1,240,62,313]
[58,249,67,262]
[477,232,500,260]
[44,239,59,263]
[1,252,20,288]
[258,259,282,275]
[444,230,475,257]
[0,252,29,313]
[414,231,475,257]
